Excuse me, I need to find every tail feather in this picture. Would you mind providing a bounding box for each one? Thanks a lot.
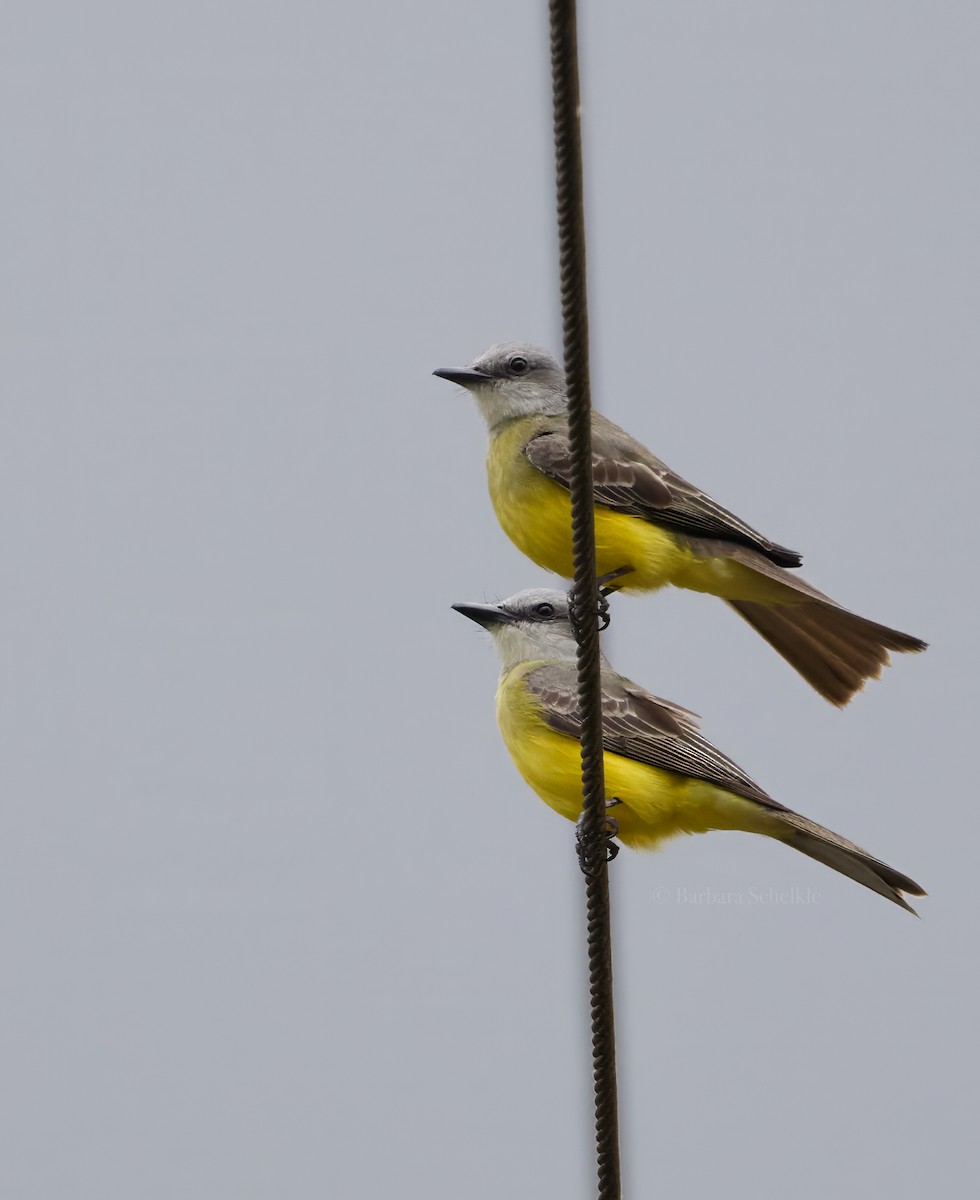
[775,811,926,914]
[727,598,926,707]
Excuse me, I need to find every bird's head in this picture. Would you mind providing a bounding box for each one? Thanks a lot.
[452,587,580,670]
[434,343,567,430]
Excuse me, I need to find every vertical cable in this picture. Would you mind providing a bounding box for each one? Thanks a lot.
[548,3,622,1197]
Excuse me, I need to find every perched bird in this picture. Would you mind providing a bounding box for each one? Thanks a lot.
[453,587,925,913]
[435,343,925,706]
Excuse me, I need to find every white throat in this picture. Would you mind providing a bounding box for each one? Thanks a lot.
[472,382,567,432]
[490,622,580,672]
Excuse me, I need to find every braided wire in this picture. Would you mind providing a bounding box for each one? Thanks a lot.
[549,3,622,1197]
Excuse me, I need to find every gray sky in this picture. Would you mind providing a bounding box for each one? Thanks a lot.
[2,2,977,1197]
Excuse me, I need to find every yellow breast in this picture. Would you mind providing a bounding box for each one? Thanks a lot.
[486,418,699,593]
[496,664,768,850]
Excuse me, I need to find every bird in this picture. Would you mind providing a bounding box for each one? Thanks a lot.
[435,342,925,706]
[453,586,925,913]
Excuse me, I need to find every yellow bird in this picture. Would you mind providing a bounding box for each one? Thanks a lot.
[454,587,925,913]
[435,343,925,706]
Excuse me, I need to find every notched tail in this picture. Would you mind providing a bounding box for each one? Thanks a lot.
[776,811,926,914]
[727,597,926,707]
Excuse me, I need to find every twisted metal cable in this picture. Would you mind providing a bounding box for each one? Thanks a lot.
[549,3,622,1197]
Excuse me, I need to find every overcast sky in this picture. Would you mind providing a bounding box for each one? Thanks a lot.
[2,3,977,1197]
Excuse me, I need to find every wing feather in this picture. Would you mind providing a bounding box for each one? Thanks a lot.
[526,662,780,810]
[523,416,802,568]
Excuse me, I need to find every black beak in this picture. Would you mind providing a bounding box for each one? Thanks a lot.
[452,602,516,628]
[433,366,493,387]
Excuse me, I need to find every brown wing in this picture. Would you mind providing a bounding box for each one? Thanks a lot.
[526,662,782,810]
[523,415,802,568]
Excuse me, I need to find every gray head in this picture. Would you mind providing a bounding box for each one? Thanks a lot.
[452,587,580,671]
[433,342,568,430]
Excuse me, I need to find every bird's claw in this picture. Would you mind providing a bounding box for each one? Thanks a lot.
[575,798,623,874]
[570,567,633,633]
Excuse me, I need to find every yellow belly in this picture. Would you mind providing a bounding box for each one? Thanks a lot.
[496,664,772,850]
[486,419,779,600]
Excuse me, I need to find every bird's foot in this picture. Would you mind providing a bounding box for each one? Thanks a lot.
[596,566,633,630]
[570,568,631,634]
[575,798,623,874]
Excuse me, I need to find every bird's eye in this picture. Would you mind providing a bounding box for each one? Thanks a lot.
[508,355,530,376]
[533,602,556,618]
